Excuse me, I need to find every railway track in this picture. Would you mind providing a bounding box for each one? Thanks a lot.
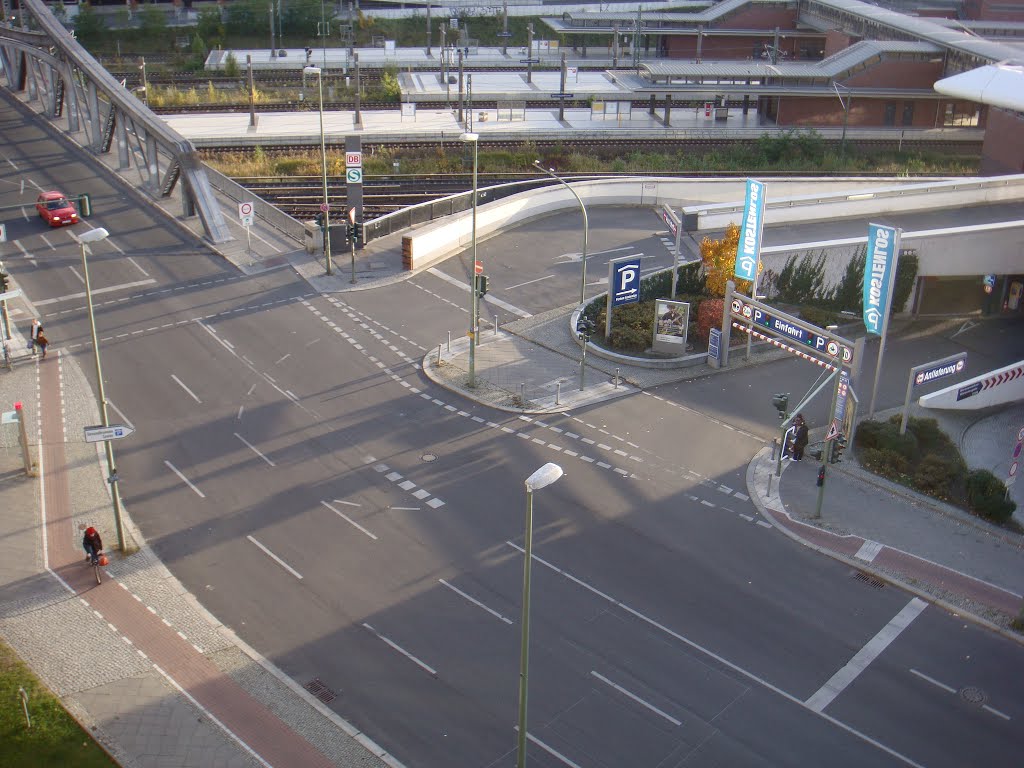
[229,170,962,221]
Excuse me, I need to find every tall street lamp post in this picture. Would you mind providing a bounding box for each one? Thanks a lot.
[305,65,333,276]
[79,227,126,553]
[461,131,479,387]
[517,462,564,768]
[533,162,588,306]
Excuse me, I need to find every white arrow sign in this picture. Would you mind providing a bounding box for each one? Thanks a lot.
[84,424,135,443]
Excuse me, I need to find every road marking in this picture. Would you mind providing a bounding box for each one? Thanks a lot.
[426,267,531,318]
[806,598,927,713]
[333,499,361,507]
[321,500,378,540]
[237,405,244,420]
[439,579,513,624]
[362,623,436,675]
[106,399,134,429]
[234,432,275,467]
[855,540,884,562]
[506,542,926,767]
[515,730,583,768]
[389,506,420,511]
[275,353,291,364]
[171,374,202,404]
[33,279,157,305]
[504,274,555,291]
[246,383,257,396]
[590,670,681,725]
[39,233,56,250]
[246,535,303,579]
[908,668,957,694]
[126,256,149,276]
[164,460,205,498]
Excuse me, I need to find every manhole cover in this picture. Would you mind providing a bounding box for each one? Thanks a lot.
[421,453,437,462]
[959,686,986,705]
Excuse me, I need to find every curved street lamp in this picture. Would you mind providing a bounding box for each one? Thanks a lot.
[78,227,126,553]
[304,65,332,276]
[517,462,564,768]
[533,161,589,306]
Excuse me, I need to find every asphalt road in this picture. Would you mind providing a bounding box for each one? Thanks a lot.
[3,89,1024,768]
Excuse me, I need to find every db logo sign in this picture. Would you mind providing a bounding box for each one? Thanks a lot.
[346,152,362,167]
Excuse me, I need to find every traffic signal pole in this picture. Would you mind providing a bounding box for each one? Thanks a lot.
[814,355,844,518]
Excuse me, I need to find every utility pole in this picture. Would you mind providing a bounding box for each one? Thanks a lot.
[425,2,431,57]
[558,52,567,121]
[247,55,256,128]
[527,23,534,84]
[632,5,642,74]
[501,1,509,56]
[457,48,464,124]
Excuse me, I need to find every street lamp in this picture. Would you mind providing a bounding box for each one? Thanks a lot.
[461,132,479,388]
[305,65,333,276]
[832,82,850,156]
[78,227,126,554]
[532,161,589,306]
[517,462,564,768]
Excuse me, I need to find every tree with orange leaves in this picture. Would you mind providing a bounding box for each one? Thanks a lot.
[700,223,752,298]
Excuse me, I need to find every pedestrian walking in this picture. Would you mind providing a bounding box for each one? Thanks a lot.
[30,318,40,355]
[36,327,48,359]
[792,414,809,461]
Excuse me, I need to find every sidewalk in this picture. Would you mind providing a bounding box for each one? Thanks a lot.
[0,332,397,767]
[428,308,1024,634]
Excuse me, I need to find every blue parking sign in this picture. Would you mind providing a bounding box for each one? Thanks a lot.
[609,256,641,307]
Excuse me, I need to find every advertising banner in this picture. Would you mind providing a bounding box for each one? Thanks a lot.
[734,179,764,283]
[652,300,689,353]
[863,223,899,335]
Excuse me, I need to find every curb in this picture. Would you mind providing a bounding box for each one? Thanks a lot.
[744,447,1024,647]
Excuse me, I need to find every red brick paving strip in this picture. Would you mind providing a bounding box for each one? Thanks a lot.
[40,356,336,768]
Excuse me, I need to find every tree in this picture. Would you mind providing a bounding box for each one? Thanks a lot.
[700,224,751,298]
[74,3,107,47]
[223,52,240,78]
[196,8,225,48]
[139,3,167,41]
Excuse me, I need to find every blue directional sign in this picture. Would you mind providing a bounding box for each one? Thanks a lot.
[497,31,513,38]
[914,353,966,387]
[550,93,575,99]
[609,256,641,307]
[750,307,852,362]
[520,58,541,64]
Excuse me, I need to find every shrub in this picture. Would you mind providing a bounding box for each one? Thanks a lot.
[223,52,240,78]
[854,419,919,461]
[861,448,910,479]
[775,251,831,305]
[832,246,866,314]
[696,298,723,343]
[966,470,1016,523]
[914,454,965,499]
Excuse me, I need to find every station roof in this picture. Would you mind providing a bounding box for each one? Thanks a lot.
[641,40,941,81]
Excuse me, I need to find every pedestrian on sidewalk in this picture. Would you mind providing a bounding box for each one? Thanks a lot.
[793,414,809,461]
[36,327,48,359]
[30,318,40,355]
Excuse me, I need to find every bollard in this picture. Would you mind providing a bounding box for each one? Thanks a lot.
[19,686,31,728]
[447,330,451,352]
[494,316,498,335]
[520,382,525,402]
[614,368,620,388]
[437,344,442,366]
[771,438,778,461]
[767,473,773,497]
[556,381,561,405]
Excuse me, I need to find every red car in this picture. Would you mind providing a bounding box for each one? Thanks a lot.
[35,191,79,227]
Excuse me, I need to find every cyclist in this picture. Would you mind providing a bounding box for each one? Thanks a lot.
[83,526,103,564]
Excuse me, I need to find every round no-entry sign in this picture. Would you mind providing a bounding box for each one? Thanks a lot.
[238,201,253,218]
[320,202,330,213]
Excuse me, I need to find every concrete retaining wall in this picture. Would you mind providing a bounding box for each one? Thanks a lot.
[203,166,307,244]
[920,360,1024,410]
[400,176,917,272]
[685,174,1024,230]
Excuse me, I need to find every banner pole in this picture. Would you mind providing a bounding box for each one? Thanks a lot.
[868,229,902,418]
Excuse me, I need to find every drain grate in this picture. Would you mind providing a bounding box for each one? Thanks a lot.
[304,678,338,704]
[959,686,987,705]
[852,571,886,589]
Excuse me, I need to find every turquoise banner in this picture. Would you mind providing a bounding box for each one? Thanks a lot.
[734,179,764,283]
[863,224,898,335]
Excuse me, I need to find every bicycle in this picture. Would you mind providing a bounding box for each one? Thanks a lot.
[87,551,105,585]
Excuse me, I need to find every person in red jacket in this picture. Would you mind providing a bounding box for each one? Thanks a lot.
[83,526,103,564]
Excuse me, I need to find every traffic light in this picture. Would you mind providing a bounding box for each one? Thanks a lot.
[576,316,595,340]
[817,466,826,487]
[831,434,847,463]
[771,393,790,419]
[314,212,325,229]
[0,270,9,293]
[348,221,362,244]
[474,274,489,297]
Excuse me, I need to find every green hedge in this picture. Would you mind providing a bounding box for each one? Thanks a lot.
[854,417,1014,522]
